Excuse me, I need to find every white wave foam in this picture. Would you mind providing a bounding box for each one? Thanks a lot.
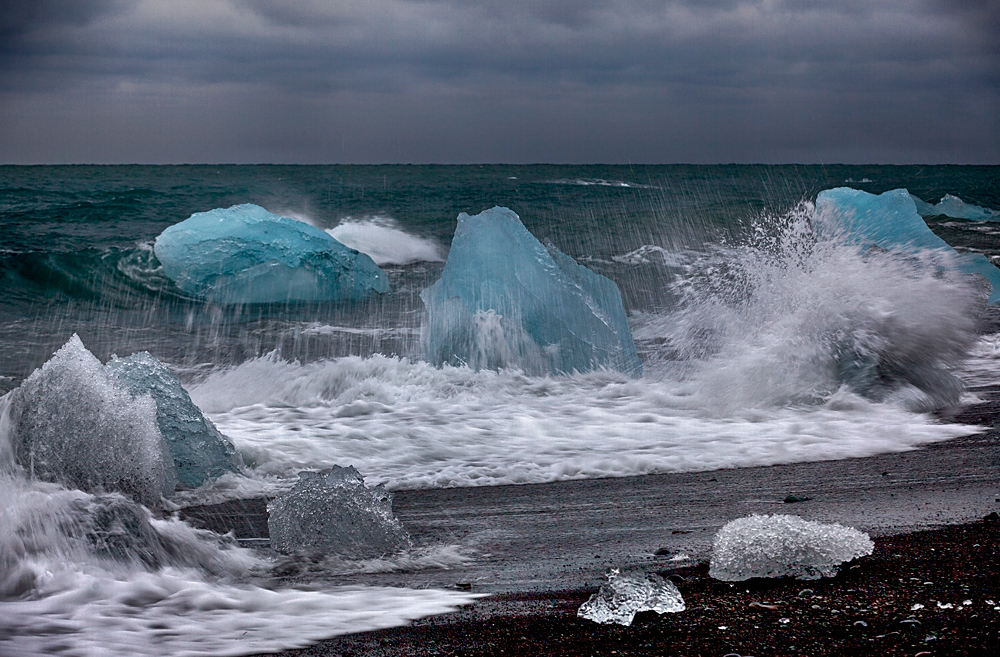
[0,474,479,656]
[1,569,478,657]
[327,217,444,266]
[187,354,978,492]
[612,245,687,267]
[545,178,651,189]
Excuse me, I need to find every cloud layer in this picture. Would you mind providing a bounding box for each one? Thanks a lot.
[1,0,997,163]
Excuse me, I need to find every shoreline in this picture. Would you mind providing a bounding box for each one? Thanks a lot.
[260,516,1000,656]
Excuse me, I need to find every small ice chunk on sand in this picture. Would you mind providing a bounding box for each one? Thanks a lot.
[709,514,874,581]
[267,466,411,558]
[577,568,685,626]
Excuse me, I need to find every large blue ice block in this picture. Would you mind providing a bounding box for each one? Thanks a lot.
[420,206,642,376]
[106,352,241,489]
[153,204,389,303]
[816,188,1000,304]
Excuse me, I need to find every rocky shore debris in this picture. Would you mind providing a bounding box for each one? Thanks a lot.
[577,568,685,626]
[267,466,412,559]
[709,514,874,581]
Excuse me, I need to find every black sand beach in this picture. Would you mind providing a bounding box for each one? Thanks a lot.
[175,393,1000,656]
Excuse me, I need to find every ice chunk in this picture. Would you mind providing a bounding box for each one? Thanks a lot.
[420,207,642,376]
[106,352,241,489]
[577,568,685,626]
[153,204,390,303]
[910,193,1000,221]
[5,336,173,507]
[709,514,874,581]
[267,466,411,558]
[817,188,1000,304]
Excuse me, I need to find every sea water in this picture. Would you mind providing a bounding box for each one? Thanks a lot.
[1,164,999,655]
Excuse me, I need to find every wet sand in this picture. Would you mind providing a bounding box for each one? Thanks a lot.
[182,394,1000,655]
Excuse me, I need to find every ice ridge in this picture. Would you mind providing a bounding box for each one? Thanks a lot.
[910,193,1000,222]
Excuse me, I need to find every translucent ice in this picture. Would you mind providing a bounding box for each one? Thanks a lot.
[817,188,1000,304]
[106,352,240,489]
[153,204,390,303]
[709,514,874,581]
[910,193,1000,221]
[4,336,173,507]
[420,206,641,376]
[577,568,685,626]
[267,466,411,558]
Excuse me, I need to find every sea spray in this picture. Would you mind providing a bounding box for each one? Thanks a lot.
[638,202,981,411]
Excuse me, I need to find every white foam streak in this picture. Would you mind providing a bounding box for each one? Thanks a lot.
[327,217,444,265]
[1,570,479,657]
[188,355,978,492]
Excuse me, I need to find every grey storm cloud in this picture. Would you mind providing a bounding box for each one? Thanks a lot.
[0,0,997,163]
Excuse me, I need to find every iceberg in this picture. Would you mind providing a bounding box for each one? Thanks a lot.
[709,514,874,581]
[267,466,412,558]
[153,204,390,304]
[106,352,241,489]
[4,336,173,507]
[817,188,1000,304]
[910,193,1000,222]
[420,207,642,376]
[577,568,685,626]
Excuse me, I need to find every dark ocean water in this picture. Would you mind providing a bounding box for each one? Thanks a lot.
[2,164,998,389]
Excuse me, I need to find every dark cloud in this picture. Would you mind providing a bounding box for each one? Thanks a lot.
[0,0,996,163]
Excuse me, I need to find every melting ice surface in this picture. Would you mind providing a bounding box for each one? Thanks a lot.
[709,514,874,581]
[153,204,389,303]
[817,188,1000,304]
[268,466,412,558]
[911,193,1000,221]
[106,351,241,489]
[577,568,685,626]
[420,206,642,376]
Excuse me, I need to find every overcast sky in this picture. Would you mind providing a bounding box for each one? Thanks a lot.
[1,0,997,164]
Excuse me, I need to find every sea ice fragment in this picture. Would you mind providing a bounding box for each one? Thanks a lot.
[4,336,173,506]
[153,204,389,303]
[106,352,241,489]
[817,188,1000,304]
[420,206,642,376]
[267,466,411,558]
[709,514,874,581]
[910,193,1000,221]
[577,568,685,626]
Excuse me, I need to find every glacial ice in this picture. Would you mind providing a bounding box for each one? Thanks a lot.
[910,193,1000,221]
[267,466,412,558]
[106,352,240,489]
[420,206,642,376]
[153,204,390,304]
[709,514,874,581]
[817,188,1000,304]
[577,568,685,626]
[5,336,173,507]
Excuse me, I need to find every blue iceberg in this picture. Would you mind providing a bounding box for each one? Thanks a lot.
[420,207,642,376]
[106,352,241,489]
[817,188,1000,304]
[153,204,390,304]
[910,193,1000,221]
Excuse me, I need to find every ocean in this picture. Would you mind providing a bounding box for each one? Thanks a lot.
[2,164,999,655]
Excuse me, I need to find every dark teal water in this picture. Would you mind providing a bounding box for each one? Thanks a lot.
[1,164,998,390]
